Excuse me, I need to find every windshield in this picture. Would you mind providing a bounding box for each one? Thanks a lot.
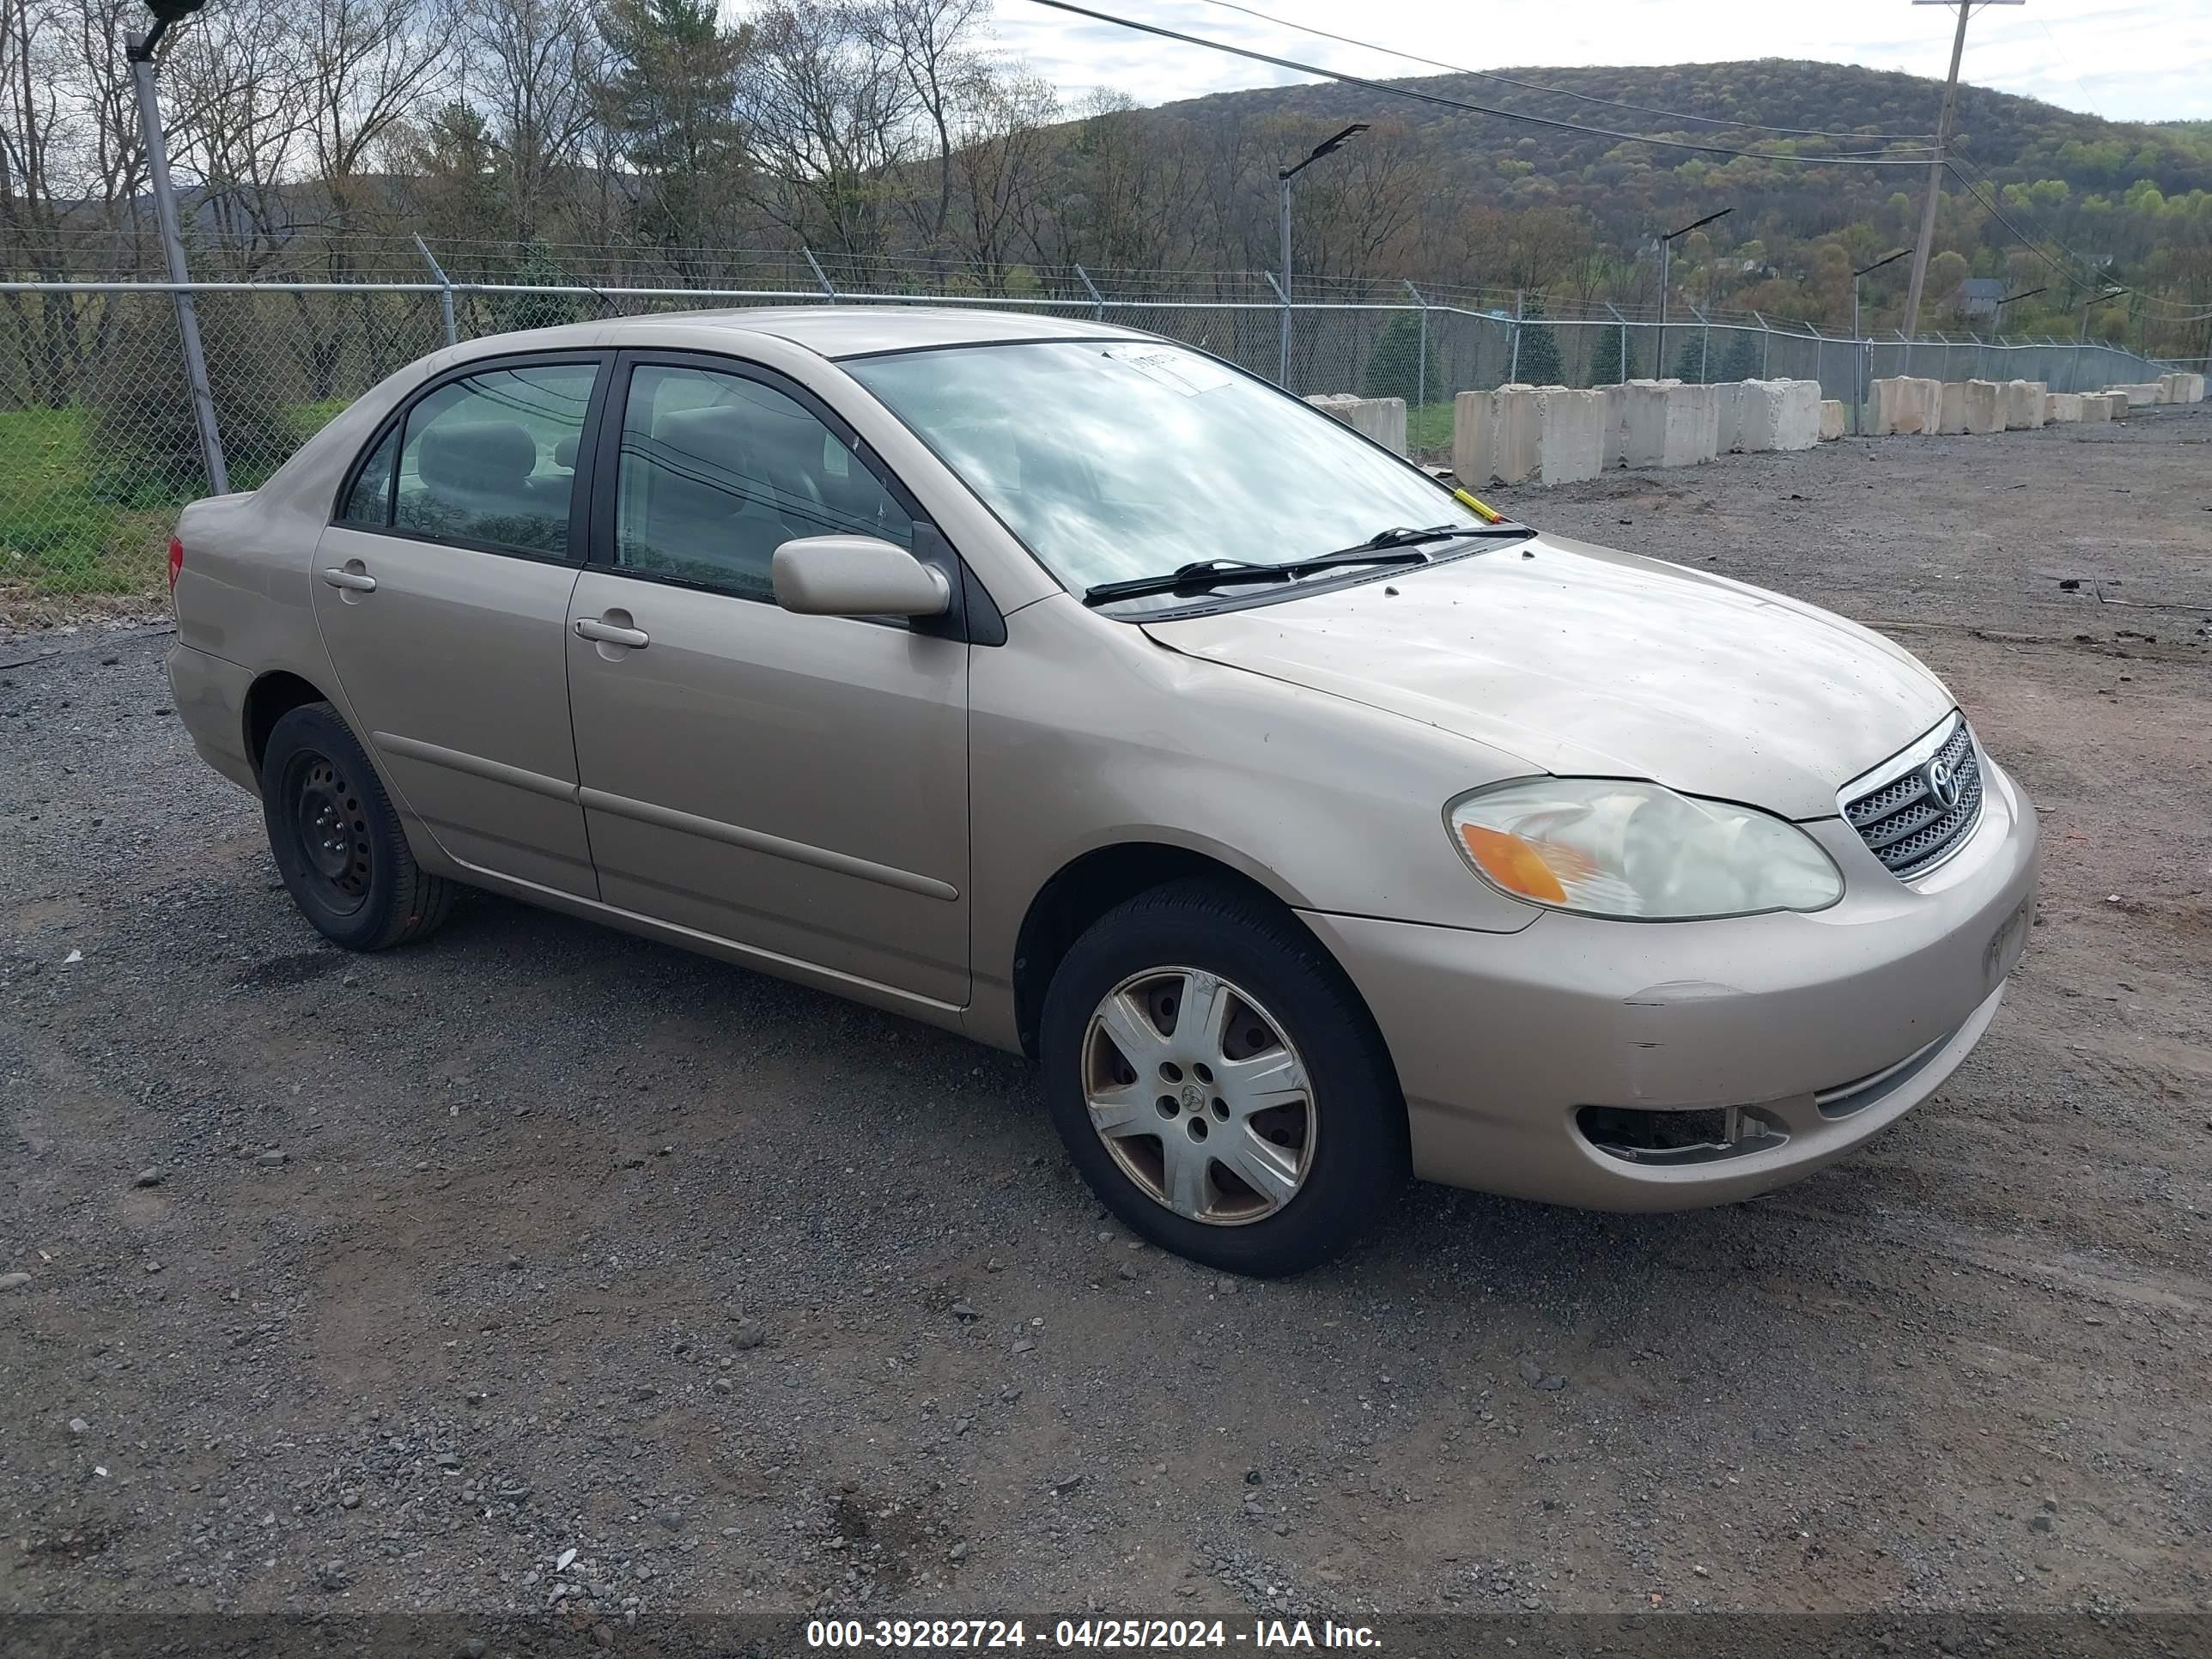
[845,340,1486,604]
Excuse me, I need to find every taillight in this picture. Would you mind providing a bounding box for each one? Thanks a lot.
[167,536,185,592]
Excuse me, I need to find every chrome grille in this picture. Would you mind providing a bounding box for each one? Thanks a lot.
[1843,718,1984,880]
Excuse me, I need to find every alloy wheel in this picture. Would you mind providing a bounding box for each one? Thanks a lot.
[1081,965,1316,1225]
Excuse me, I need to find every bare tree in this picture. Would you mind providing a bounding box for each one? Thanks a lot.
[299,0,457,256]
[162,0,316,274]
[864,0,984,253]
[943,63,1054,281]
[459,0,602,244]
[740,1,918,259]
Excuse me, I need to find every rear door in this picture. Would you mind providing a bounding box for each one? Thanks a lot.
[313,354,607,898]
[563,352,969,1006]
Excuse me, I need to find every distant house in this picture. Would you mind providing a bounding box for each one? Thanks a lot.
[1953,277,2008,319]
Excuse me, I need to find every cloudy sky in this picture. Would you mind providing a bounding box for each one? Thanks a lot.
[989,0,2212,124]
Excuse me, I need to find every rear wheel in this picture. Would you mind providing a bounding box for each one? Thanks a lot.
[1040,878,1407,1276]
[260,702,453,951]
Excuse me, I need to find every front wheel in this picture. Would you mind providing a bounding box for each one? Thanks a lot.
[260,701,454,951]
[1039,879,1407,1276]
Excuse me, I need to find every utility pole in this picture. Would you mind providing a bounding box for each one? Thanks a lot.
[1902,0,2023,338]
[129,0,225,495]
[1275,124,1367,386]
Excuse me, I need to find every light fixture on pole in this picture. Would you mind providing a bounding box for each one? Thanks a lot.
[1991,284,2046,329]
[2078,283,2127,340]
[1901,0,2026,338]
[1655,206,1730,380]
[1276,124,1367,386]
[128,0,226,495]
[1851,246,1911,434]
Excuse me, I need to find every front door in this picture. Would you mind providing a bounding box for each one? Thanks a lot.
[563,356,969,1006]
[313,355,605,898]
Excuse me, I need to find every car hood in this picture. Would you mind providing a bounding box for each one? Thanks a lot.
[1139,533,1954,820]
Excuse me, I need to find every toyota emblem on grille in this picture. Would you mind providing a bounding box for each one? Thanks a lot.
[1926,755,1961,810]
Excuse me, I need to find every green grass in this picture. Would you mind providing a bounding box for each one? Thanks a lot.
[0,401,346,601]
[1407,400,1455,461]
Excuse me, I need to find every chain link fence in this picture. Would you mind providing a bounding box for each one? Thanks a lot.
[0,269,2188,637]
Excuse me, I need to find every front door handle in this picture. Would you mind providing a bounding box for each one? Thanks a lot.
[320,566,377,592]
[575,617,650,649]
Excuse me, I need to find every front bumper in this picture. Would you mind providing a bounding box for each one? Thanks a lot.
[1300,757,2040,1211]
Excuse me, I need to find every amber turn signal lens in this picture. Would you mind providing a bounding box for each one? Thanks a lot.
[1457,823,1567,904]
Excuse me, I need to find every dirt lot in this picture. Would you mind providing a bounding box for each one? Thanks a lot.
[3,406,2209,1629]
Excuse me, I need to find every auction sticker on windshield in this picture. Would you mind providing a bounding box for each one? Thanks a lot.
[1100,343,1237,396]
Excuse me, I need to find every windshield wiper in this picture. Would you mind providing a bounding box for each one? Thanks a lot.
[1083,546,1432,605]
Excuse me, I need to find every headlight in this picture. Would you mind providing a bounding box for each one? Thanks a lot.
[1447,779,1843,921]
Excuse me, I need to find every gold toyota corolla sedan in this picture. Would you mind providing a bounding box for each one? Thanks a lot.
[165,307,2039,1274]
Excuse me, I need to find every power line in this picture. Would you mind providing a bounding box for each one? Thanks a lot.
[1182,0,1938,143]
[1943,152,2209,319]
[1020,0,1945,165]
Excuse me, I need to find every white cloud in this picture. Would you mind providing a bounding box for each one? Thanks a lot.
[988,0,2212,123]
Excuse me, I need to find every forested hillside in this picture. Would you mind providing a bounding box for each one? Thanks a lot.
[3,0,2205,357]
[1141,58,2212,349]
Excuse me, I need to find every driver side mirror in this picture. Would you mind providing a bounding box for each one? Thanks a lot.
[771,535,951,619]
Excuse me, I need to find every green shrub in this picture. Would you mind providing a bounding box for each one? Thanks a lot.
[82,297,299,498]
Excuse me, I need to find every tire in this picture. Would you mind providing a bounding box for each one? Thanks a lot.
[1039,878,1407,1277]
[259,701,454,951]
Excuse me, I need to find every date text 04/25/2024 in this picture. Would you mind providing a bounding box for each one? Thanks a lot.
[805,1618,1382,1649]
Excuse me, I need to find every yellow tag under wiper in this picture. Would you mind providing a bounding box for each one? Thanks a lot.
[1453,487,1504,525]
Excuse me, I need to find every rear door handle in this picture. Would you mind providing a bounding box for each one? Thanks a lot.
[320,567,377,592]
[575,617,649,648]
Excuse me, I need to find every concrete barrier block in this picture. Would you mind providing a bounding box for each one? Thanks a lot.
[1819,399,1846,441]
[1534,387,1604,485]
[1734,380,1811,453]
[1738,380,1777,451]
[1623,383,1718,467]
[1596,385,1627,470]
[2156,373,2180,404]
[1690,385,1722,464]
[1774,380,1822,450]
[2103,383,2161,410]
[1869,376,1934,435]
[1715,382,1748,453]
[2076,392,2114,422]
[1963,380,2004,434]
[1493,386,1540,483]
[1937,381,1968,434]
[2003,380,2047,429]
[1620,382,1672,466]
[2181,373,2206,403]
[1305,392,1407,456]
[1451,390,1497,485]
[2045,392,2082,423]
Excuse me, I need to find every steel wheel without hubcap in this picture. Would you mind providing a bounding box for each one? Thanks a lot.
[286,751,373,917]
[1082,965,1316,1225]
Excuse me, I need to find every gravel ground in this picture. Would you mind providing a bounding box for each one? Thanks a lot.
[3,405,2209,1628]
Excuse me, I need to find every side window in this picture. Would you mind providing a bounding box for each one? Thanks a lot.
[392,363,599,556]
[337,425,398,526]
[613,363,913,600]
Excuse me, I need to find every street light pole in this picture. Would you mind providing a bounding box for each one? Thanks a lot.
[1275,123,1367,386]
[128,0,226,495]
[2074,283,2127,390]
[1852,246,1911,435]
[1655,206,1731,382]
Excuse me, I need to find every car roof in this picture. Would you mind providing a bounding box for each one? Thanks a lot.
[612,304,1138,360]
